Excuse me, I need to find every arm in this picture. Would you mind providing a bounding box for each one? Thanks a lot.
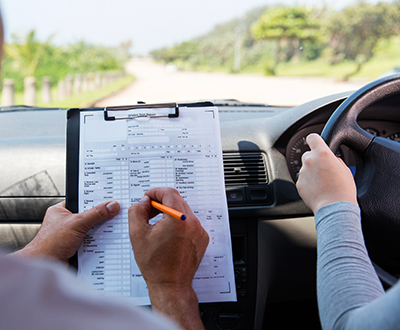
[12,200,120,264]
[314,202,387,330]
[296,134,392,330]
[129,188,209,330]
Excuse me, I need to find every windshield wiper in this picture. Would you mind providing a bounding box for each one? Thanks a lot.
[211,99,270,107]
[0,105,65,112]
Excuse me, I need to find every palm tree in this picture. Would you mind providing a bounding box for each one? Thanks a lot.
[5,30,54,77]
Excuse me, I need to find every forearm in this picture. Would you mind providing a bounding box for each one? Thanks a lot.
[148,284,205,330]
[315,202,385,330]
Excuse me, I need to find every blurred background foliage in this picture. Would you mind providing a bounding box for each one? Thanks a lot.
[2,31,130,92]
[151,1,400,80]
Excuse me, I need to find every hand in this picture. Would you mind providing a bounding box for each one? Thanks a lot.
[129,187,209,330]
[296,133,358,214]
[13,200,120,264]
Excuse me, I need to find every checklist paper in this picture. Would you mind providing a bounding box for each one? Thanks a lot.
[77,105,237,305]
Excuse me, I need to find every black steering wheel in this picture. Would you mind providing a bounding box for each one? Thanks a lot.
[321,74,400,286]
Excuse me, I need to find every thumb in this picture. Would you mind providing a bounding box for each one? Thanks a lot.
[77,200,120,230]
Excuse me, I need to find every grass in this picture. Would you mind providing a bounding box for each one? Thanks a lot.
[276,57,399,81]
[5,75,135,108]
[259,37,400,81]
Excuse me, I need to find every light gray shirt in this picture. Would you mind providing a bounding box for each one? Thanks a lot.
[0,253,181,330]
[315,202,400,330]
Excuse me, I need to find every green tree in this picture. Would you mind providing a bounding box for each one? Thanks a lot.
[2,33,129,92]
[151,6,269,73]
[327,1,400,80]
[5,30,54,77]
[251,6,323,75]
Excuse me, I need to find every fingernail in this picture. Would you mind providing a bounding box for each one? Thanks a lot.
[106,201,119,214]
[140,195,150,202]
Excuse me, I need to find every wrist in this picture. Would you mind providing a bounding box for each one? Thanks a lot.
[313,197,358,214]
[12,239,69,265]
[148,283,198,310]
[11,241,43,259]
[148,283,204,330]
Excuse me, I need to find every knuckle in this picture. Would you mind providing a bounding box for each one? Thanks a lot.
[166,187,179,194]
[301,153,313,166]
[319,148,331,158]
[92,204,107,220]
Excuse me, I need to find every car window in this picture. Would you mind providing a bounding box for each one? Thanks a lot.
[0,0,397,197]
[0,0,395,108]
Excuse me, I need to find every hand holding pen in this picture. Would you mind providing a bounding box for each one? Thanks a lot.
[127,187,209,329]
[150,200,186,221]
[128,187,209,285]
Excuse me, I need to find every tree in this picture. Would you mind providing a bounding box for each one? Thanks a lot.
[2,32,129,93]
[5,30,54,77]
[251,6,323,75]
[327,1,400,80]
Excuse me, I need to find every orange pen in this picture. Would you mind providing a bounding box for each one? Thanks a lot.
[150,200,186,221]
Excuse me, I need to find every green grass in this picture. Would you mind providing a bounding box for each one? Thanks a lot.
[276,57,399,81]
[257,37,400,80]
[5,75,135,108]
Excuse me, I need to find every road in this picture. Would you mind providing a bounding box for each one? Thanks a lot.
[96,58,368,107]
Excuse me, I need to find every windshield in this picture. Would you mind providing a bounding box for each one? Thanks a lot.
[0,0,396,108]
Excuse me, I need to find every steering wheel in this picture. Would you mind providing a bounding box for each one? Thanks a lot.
[321,74,400,287]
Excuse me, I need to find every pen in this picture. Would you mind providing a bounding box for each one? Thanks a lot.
[150,200,186,221]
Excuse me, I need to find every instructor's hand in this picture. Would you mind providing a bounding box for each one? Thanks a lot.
[129,187,209,330]
[129,187,209,289]
[13,200,120,264]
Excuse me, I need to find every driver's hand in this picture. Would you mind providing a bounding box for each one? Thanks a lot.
[12,200,120,264]
[296,133,358,214]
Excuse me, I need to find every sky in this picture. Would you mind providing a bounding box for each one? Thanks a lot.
[1,0,382,54]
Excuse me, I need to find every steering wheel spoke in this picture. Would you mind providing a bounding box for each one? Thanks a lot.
[356,137,400,245]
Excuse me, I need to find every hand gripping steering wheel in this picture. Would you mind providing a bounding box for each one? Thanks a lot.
[321,74,400,286]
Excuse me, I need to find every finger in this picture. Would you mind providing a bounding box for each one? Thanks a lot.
[145,187,183,206]
[337,157,347,167]
[336,157,354,175]
[145,188,193,217]
[306,133,329,150]
[128,195,152,236]
[47,200,67,211]
[76,200,120,229]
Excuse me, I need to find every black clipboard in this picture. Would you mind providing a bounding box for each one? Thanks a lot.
[66,101,214,268]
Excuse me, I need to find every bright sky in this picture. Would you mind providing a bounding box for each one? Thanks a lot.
[1,0,381,54]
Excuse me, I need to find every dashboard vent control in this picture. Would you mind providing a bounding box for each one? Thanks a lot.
[223,152,268,186]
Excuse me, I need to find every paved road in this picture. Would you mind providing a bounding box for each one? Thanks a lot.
[96,58,368,107]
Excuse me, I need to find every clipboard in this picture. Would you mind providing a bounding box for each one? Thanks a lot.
[66,101,213,214]
[65,101,236,305]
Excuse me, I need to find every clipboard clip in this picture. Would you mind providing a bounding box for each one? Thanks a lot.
[104,103,179,121]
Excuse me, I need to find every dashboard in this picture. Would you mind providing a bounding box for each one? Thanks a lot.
[1,89,400,330]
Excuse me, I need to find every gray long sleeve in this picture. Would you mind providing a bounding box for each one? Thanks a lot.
[315,202,400,330]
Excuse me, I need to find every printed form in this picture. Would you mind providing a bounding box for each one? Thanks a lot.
[77,105,236,305]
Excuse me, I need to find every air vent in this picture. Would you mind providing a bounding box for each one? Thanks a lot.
[223,152,268,186]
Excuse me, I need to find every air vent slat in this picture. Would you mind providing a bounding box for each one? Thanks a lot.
[223,152,268,186]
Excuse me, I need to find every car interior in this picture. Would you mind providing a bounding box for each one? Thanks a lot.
[2,72,400,329]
